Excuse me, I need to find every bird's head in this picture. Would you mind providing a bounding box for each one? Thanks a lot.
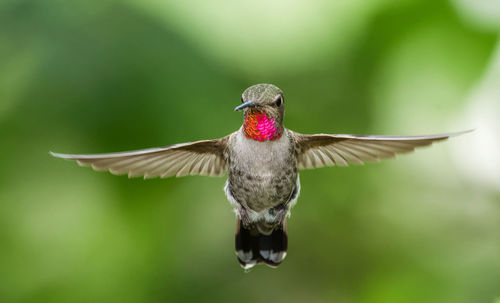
[234,84,285,141]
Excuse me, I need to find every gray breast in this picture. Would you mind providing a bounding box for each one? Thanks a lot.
[226,129,298,213]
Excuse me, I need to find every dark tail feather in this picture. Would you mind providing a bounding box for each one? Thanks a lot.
[235,219,287,269]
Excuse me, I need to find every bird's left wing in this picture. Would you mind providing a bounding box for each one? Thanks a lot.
[50,137,229,178]
[291,130,469,169]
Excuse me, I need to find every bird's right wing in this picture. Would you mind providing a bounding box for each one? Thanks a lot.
[291,130,470,169]
[50,136,229,178]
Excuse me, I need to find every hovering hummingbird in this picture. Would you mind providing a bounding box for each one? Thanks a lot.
[51,83,467,269]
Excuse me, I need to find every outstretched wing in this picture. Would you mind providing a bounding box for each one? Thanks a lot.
[51,137,229,178]
[291,130,469,169]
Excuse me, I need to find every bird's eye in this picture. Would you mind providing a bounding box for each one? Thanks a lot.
[275,96,283,107]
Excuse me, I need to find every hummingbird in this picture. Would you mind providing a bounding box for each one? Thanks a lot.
[51,83,467,269]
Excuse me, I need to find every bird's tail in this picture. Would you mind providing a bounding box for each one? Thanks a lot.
[235,219,287,269]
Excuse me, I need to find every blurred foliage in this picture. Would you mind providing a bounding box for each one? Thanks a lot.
[0,0,499,302]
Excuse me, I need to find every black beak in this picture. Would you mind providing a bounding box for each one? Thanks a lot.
[234,101,256,111]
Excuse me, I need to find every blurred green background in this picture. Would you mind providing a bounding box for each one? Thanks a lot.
[1,0,499,302]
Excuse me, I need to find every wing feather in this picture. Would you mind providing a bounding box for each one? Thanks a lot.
[316,147,334,166]
[337,141,380,162]
[324,146,348,166]
[199,154,212,176]
[318,148,334,167]
[332,144,365,164]
[128,154,171,177]
[292,130,470,169]
[177,153,202,177]
[148,152,190,178]
[207,154,217,176]
[51,136,230,178]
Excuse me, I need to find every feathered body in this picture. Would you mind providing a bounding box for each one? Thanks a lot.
[225,127,298,268]
[226,128,298,222]
[50,83,468,269]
